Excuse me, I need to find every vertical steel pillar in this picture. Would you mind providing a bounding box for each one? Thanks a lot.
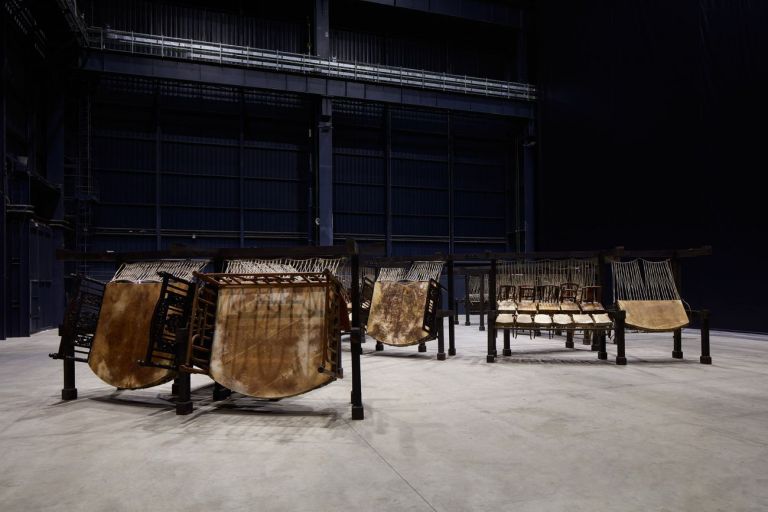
[349,240,364,420]
[313,0,330,58]
[239,90,245,247]
[314,0,333,246]
[447,257,456,356]
[385,106,392,255]
[46,87,66,328]
[154,86,162,250]
[448,112,454,254]
[486,257,497,362]
[522,120,536,252]
[0,16,6,340]
[317,98,333,246]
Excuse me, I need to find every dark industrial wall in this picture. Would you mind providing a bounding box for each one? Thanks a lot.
[1,6,66,339]
[535,0,768,332]
[3,0,529,337]
[84,76,313,253]
[332,100,521,256]
[331,0,519,81]
[78,78,522,259]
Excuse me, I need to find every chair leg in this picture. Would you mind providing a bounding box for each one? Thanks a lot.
[503,328,512,356]
[700,310,712,364]
[672,328,683,359]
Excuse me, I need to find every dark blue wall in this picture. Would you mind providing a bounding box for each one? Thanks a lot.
[535,0,768,332]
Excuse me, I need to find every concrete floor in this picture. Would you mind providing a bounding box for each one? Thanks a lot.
[0,320,766,512]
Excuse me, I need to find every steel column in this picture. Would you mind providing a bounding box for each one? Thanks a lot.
[239,90,245,247]
[522,120,536,252]
[317,98,333,246]
[313,0,330,58]
[154,87,162,250]
[0,15,6,340]
[486,258,497,362]
[448,113,454,254]
[447,258,456,355]
[46,88,66,329]
[385,106,392,255]
[349,240,364,419]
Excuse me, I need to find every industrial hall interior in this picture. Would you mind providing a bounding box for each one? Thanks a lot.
[0,1,766,511]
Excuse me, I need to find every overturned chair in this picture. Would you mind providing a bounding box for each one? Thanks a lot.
[365,261,454,360]
[454,269,490,330]
[50,260,206,400]
[142,263,364,418]
[610,258,712,365]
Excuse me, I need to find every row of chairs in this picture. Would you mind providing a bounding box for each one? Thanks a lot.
[495,283,613,337]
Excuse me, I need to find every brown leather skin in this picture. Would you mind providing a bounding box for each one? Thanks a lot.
[366,281,431,346]
[209,285,335,399]
[617,299,690,331]
[89,282,176,389]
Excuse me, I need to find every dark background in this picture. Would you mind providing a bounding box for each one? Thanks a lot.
[535,0,768,332]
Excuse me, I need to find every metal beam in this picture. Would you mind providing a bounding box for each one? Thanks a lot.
[80,52,535,119]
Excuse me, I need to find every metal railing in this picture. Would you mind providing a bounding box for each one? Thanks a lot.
[86,27,537,101]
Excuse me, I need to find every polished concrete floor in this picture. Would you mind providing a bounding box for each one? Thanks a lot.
[0,320,766,511]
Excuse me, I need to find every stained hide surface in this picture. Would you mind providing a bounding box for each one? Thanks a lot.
[617,300,689,331]
[210,285,334,399]
[89,282,176,389]
[366,281,431,346]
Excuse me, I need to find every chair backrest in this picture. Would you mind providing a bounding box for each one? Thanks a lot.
[580,285,602,305]
[518,285,535,302]
[537,284,560,303]
[559,282,580,303]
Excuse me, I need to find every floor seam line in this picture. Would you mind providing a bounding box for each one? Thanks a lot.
[346,418,439,512]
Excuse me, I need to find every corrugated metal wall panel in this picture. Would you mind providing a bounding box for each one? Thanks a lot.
[452,113,515,242]
[331,0,517,80]
[88,236,156,252]
[88,76,312,248]
[330,29,383,64]
[332,100,386,238]
[161,237,239,249]
[87,0,308,52]
[93,137,155,172]
[391,107,449,239]
[242,149,306,181]
[243,210,305,233]
[93,205,155,229]
[162,206,239,231]
[392,241,450,256]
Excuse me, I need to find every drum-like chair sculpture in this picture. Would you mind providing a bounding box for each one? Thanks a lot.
[610,258,711,365]
[141,270,350,414]
[365,261,446,358]
[50,260,206,399]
